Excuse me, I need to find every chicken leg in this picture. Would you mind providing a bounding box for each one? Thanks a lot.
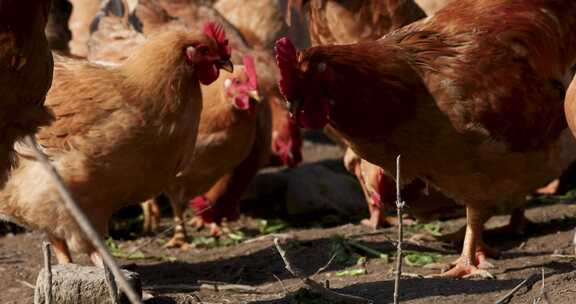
[164,197,191,251]
[49,235,72,264]
[438,206,494,278]
[141,199,161,234]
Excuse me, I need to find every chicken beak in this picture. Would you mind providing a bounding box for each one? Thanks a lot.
[248,90,262,102]
[218,59,234,73]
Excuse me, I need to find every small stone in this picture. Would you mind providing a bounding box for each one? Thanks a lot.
[34,264,141,304]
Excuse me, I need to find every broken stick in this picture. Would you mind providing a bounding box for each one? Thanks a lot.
[394,155,405,304]
[42,242,52,304]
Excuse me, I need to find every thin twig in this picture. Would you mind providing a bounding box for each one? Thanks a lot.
[143,283,261,294]
[243,233,294,244]
[272,273,289,296]
[494,277,529,304]
[274,238,373,304]
[394,155,405,304]
[42,242,52,304]
[312,252,338,277]
[24,136,142,304]
[573,228,576,255]
[539,268,551,304]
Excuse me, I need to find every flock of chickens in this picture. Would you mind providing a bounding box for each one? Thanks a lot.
[1,0,576,284]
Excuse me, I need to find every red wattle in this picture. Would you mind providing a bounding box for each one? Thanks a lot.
[198,63,220,85]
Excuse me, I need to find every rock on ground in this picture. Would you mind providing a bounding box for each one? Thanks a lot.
[34,264,141,304]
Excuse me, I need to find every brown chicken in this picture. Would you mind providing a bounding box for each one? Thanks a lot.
[292,0,432,229]
[276,0,576,278]
[290,0,425,46]
[0,24,233,265]
[141,55,264,249]
[0,0,54,186]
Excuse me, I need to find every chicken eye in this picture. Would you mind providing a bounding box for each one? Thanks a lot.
[235,79,241,85]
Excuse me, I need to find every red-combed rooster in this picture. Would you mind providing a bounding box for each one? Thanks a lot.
[275,0,576,278]
[0,23,233,265]
[290,0,434,229]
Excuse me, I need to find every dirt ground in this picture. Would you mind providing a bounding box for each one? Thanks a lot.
[2,136,576,304]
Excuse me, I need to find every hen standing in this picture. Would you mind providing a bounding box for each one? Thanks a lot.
[0,23,233,265]
[142,55,265,249]
[276,0,576,277]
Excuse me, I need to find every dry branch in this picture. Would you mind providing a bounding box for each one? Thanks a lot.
[393,155,405,304]
[533,268,551,304]
[143,283,261,294]
[23,136,142,304]
[42,242,52,304]
[273,238,373,304]
[494,277,529,304]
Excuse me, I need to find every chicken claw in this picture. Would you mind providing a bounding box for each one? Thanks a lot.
[433,263,494,279]
[189,216,223,236]
[164,236,192,251]
[432,207,496,279]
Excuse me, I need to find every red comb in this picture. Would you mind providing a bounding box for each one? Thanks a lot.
[275,37,298,101]
[203,22,231,59]
[242,55,258,90]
